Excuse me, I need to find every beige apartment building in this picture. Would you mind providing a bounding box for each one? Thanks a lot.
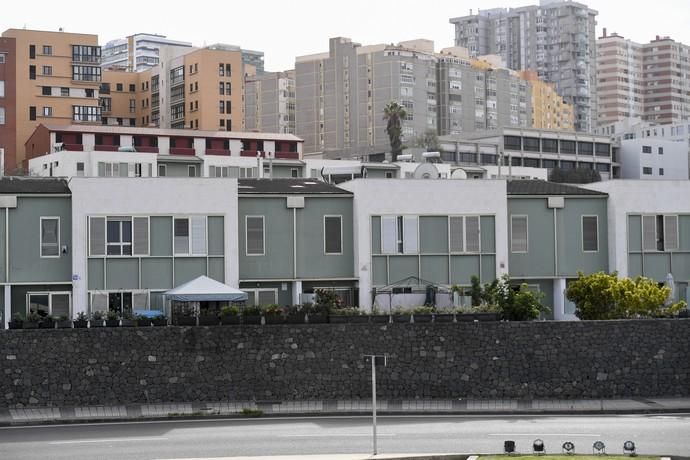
[519,71,574,131]
[0,28,101,172]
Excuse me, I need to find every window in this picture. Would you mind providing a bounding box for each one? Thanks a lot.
[324,216,342,254]
[85,88,94,98]
[72,45,101,63]
[218,64,224,76]
[61,87,69,97]
[226,100,231,114]
[72,65,101,81]
[129,84,135,92]
[511,215,528,253]
[643,215,678,251]
[29,44,35,59]
[642,145,652,153]
[106,217,132,255]
[0,107,5,125]
[381,215,418,254]
[449,215,481,253]
[188,165,196,177]
[42,65,52,76]
[27,292,70,318]
[42,86,51,96]
[29,106,36,121]
[225,64,231,76]
[158,164,166,176]
[72,105,101,122]
[0,53,6,64]
[225,82,231,95]
[29,65,36,80]
[642,167,653,175]
[42,106,52,117]
[76,162,85,176]
[219,82,224,95]
[219,100,225,114]
[246,216,265,255]
[173,216,207,256]
[582,216,598,252]
[40,217,60,257]
[116,83,123,92]
[658,147,664,155]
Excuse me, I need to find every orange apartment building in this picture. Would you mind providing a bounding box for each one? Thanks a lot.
[0,28,101,173]
[519,70,575,132]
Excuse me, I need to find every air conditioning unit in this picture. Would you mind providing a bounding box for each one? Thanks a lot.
[301,293,316,305]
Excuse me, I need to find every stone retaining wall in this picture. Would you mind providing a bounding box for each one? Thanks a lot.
[1,320,689,408]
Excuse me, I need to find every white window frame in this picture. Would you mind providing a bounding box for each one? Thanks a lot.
[106,216,133,256]
[510,215,529,253]
[449,215,482,254]
[323,215,343,255]
[89,215,149,257]
[245,288,278,306]
[642,214,679,252]
[40,216,60,258]
[381,215,419,255]
[581,215,599,253]
[26,291,72,318]
[245,215,265,256]
[173,216,190,255]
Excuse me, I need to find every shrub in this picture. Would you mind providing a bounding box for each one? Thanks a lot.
[220,305,240,317]
[242,304,262,316]
[314,289,343,311]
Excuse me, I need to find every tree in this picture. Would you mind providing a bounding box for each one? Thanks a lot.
[566,271,687,320]
[383,101,407,161]
[415,129,439,152]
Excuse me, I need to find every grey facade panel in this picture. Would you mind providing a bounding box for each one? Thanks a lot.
[207,257,224,283]
[207,217,224,256]
[105,259,139,290]
[420,216,449,254]
[388,256,419,283]
[150,217,172,257]
[174,258,207,285]
[141,259,173,290]
[88,259,104,290]
[420,255,449,284]
[450,255,480,285]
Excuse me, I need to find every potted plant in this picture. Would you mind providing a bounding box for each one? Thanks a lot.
[329,307,367,324]
[411,306,434,323]
[220,305,240,325]
[368,308,390,324]
[55,315,72,329]
[262,304,284,325]
[242,304,262,325]
[151,314,168,327]
[105,310,120,327]
[23,311,42,329]
[391,307,412,323]
[38,313,55,329]
[285,305,305,324]
[91,310,105,327]
[73,312,89,328]
[304,303,329,324]
[8,313,23,330]
[135,313,151,327]
[433,310,455,323]
[198,308,219,326]
[120,311,136,327]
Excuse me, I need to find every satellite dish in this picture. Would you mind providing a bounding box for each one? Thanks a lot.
[413,163,439,179]
[451,168,468,179]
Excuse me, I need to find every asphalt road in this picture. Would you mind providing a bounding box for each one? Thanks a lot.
[0,414,689,459]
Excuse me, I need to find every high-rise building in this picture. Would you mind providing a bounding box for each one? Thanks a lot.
[519,71,574,131]
[101,33,192,72]
[295,37,545,159]
[597,31,690,127]
[0,28,102,173]
[450,0,598,132]
[245,70,295,134]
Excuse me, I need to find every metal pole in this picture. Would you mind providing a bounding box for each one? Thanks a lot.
[371,356,377,456]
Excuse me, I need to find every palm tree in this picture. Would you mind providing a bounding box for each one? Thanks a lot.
[383,101,407,161]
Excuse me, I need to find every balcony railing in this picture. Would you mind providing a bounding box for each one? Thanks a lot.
[169,147,195,155]
[205,148,231,156]
[135,146,159,153]
[63,144,84,151]
[94,145,119,152]
[240,150,261,157]
[275,151,299,160]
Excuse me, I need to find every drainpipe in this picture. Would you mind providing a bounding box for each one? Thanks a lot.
[553,208,558,277]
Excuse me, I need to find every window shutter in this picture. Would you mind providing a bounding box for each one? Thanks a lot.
[90,292,107,312]
[133,217,149,255]
[257,290,276,306]
[449,216,464,252]
[128,163,135,177]
[324,216,342,254]
[97,162,105,177]
[119,163,128,177]
[403,216,418,254]
[41,219,59,256]
[381,216,397,254]
[642,215,656,251]
[664,215,678,251]
[511,216,528,253]
[89,217,105,256]
[465,216,480,252]
[191,216,207,255]
[174,218,190,254]
[582,216,598,251]
[246,216,264,255]
[132,292,149,309]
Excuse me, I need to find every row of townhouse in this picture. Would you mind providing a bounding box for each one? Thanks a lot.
[2,175,689,328]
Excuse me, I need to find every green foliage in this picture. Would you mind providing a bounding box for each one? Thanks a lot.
[26,310,42,323]
[411,305,435,315]
[261,304,283,316]
[330,307,362,316]
[240,407,263,417]
[566,271,687,319]
[106,310,119,320]
[220,305,240,317]
[549,166,601,184]
[12,312,24,321]
[470,275,482,307]
[92,310,105,321]
[501,283,546,321]
[383,101,407,160]
[315,289,343,311]
[414,129,439,152]
[75,311,88,322]
[242,304,262,316]
[455,274,547,320]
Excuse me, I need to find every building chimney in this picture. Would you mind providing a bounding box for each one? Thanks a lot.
[602,28,607,38]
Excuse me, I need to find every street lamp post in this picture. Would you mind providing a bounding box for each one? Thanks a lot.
[363,354,387,455]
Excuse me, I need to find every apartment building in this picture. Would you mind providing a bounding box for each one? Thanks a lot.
[101,33,192,72]
[519,71,574,131]
[597,32,690,127]
[617,138,688,180]
[245,70,295,134]
[450,1,598,132]
[0,28,102,173]
[295,37,538,159]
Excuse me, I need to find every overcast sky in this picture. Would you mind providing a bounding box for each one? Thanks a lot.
[4,0,690,72]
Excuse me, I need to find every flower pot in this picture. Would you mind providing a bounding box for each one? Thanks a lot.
[456,314,475,322]
[286,313,305,324]
[474,312,500,321]
[242,315,262,325]
[175,317,197,326]
[8,320,23,330]
[39,320,55,329]
[263,315,284,325]
[433,314,455,323]
[73,320,88,329]
[347,315,370,324]
[329,315,348,324]
[412,314,433,323]
[392,314,411,323]
[198,316,219,326]
[151,318,168,327]
[307,314,328,324]
[91,319,106,327]
[136,319,151,327]
[23,321,40,329]
[105,319,120,327]
[56,320,73,329]
[369,315,390,324]
[220,315,240,325]
[120,319,136,327]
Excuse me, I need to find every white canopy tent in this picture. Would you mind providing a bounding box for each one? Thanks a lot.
[164,276,248,302]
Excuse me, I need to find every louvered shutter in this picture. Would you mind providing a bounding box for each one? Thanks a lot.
[381,216,397,254]
[133,217,149,255]
[511,216,528,253]
[191,216,207,255]
[403,216,418,254]
[465,216,480,252]
[664,215,678,251]
[89,217,105,256]
[449,216,464,252]
[642,215,656,251]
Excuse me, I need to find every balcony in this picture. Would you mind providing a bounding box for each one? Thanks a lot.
[135,146,159,153]
[169,147,196,155]
[64,144,84,151]
[94,145,120,152]
[240,150,261,157]
[275,151,299,160]
[205,148,231,156]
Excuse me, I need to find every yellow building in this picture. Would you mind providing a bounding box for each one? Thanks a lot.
[0,28,101,172]
[519,70,574,131]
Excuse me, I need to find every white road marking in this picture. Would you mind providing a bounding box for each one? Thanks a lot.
[49,436,169,444]
[489,433,600,437]
[281,433,396,437]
